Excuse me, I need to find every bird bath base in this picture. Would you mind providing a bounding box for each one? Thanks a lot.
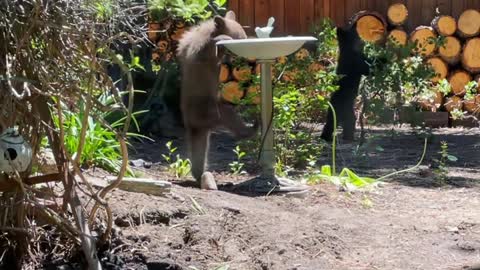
[233,175,310,197]
[217,37,317,197]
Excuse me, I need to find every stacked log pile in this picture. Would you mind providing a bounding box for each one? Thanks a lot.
[147,18,192,63]
[353,3,480,118]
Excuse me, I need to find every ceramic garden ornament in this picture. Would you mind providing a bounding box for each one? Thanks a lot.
[255,17,275,38]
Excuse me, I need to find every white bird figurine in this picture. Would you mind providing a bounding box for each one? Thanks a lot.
[255,17,275,38]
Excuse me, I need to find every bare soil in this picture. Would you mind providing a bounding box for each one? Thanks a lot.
[89,126,480,270]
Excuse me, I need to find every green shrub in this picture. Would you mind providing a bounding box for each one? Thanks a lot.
[51,92,149,175]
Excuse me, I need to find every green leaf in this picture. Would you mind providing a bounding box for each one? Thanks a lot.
[321,165,332,176]
[214,0,227,7]
[447,155,458,162]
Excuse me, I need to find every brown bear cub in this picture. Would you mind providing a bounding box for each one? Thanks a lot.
[177,11,257,183]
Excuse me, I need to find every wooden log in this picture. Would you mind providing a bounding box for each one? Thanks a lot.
[148,23,162,42]
[463,97,478,113]
[170,28,186,41]
[431,15,457,36]
[219,64,230,83]
[387,3,408,26]
[232,66,252,81]
[387,28,408,46]
[295,48,310,61]
[282,69,299,82]
[457,9,480,38]
[254,64,275,79]
[438,36,462,65]
[245,85,260,105]
[221,81,244,104]
[444,96,463,112]
[0,173,62,192]
[462,38,480,73]
[308,62,325,73]
[410,26,437,56]
[418,91,443,112]
[156,40,169,53]
[427,57,448,83]
[106,176,172,196]
[350,11,387,43]
[276,56,287,64]
[448,70,472,96]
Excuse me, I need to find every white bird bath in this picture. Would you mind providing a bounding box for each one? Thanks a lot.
[217,36,317,195]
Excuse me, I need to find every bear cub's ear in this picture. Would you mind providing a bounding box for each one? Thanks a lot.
[214,16,225,29]
[224,10,236,21]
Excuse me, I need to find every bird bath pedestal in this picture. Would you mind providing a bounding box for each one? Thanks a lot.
[217,37,317,195]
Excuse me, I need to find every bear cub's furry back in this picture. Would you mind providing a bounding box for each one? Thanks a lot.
[177,11,256,183]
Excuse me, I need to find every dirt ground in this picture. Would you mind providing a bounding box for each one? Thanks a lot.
[88,125,480,270]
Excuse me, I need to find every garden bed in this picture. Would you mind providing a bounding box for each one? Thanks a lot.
[74,125,480,270]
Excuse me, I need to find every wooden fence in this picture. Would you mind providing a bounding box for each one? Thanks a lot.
[228,0,480,36]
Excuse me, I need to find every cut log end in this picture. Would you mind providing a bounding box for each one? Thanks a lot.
[232,66,252,82]
[219,64,230,83]
[458,9,480,38]
[444,96,463,112]
[448,70,472,96]
[352,11,387,43]
[245,85,260,105]
[221,81,244,104]
[439,36,461,65]
[410,26,437,56]
[463,96,480,113]
[388,29,408,46]
[462,38,480,73]
[432,15,457,36]
[427,57,448,83]
[387,3,408,26]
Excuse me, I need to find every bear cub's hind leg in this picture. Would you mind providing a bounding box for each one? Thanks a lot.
[186,127,210,182]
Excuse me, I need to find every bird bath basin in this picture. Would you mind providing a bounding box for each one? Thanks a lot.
[216,36,317,60]
[217,36,317,196]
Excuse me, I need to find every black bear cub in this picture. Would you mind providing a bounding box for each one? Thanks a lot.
[177,11,256,183]
[321,24,370,142]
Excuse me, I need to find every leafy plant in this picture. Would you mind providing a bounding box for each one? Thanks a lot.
[436,78,452,96]
[148,0,227,23]
[162,141,192,178]
[308,165,378,192]
[361,40,435,128]
[229,145,246,175]
[433,141,457,184]
[450,108,466,120]
[51,93,148,175]
[307,102,380,191]
[312,18,338,61]
[464,80,478,100]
